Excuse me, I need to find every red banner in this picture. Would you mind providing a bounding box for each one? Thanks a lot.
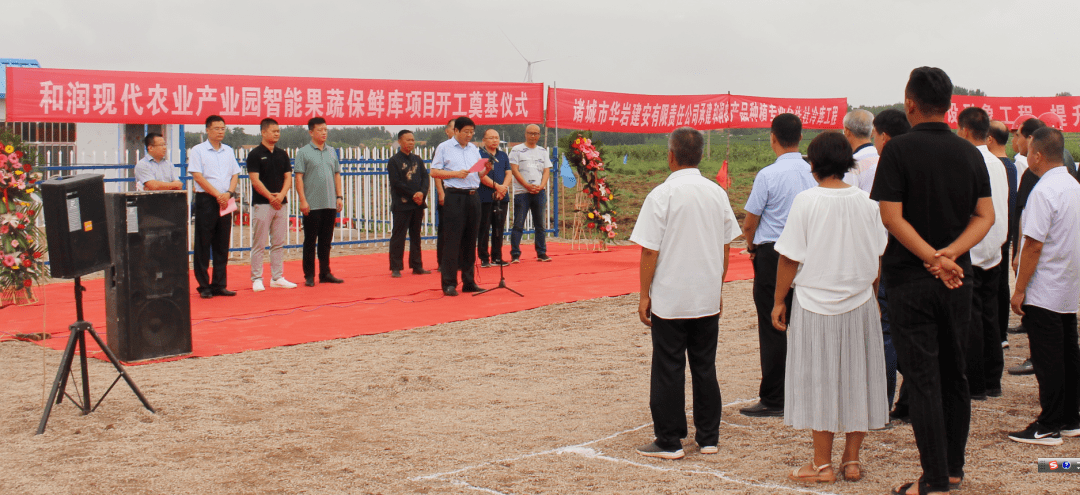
[947,96,1080,132]
[546,88,730,133]
[727,94,846,130]
[5,67,544,126]
[546,88,846,133]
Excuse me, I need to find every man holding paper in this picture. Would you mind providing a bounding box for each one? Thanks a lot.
[188,115,241,299]
[430,116,491,296]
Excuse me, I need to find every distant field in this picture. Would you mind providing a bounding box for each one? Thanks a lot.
[560,131,1080,241]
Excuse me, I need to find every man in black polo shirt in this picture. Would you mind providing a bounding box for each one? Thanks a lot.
[387,129,431,278]
[871,67,994,495]
[248,118,296,292]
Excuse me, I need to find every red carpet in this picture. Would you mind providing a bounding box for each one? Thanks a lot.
[3,243,753,365]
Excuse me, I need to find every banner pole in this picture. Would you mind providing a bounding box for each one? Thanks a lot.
[553,82,560,239]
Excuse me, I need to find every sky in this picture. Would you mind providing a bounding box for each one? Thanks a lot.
[5,0,1079,109]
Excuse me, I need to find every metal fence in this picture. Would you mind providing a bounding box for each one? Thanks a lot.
[38,145,560,258]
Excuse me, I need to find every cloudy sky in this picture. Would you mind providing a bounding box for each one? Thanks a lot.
[6,0,1078,108]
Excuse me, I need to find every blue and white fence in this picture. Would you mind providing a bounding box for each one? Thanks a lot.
[38,145,560,258]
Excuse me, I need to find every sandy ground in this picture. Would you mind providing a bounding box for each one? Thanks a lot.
[1,245,1073,494]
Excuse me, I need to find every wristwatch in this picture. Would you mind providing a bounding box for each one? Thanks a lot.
[336,195,343,200]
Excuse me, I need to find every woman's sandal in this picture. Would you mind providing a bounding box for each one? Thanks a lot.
[839,460,862,482]
[788,463,836,483]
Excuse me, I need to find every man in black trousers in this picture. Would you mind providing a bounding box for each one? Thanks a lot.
[872,67,993,495]
[740,113,816,417]
[387,129,431,277]
[429,116,490,296]
[188,115,241,299]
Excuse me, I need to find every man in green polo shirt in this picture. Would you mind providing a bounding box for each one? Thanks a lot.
[294,117,345,287]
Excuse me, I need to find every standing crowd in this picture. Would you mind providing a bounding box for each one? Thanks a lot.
[134,116,552,298]
[630,67,1080,494]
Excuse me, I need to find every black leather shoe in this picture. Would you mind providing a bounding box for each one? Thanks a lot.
[1007,324,1026,334]
[391,270,402,278]
[1008,358,1035,375]
[739,401,783,417]
[493,260,510,266]
[442,286,459,296]
[461,284,483,293]
[971,393,988,401]
[212,289,237,296]
[413,268,432,275]
[479,261,492,268]
[987,388,1002,397]
[320,274,344,284]
[199,290,214,299]
[304,278,315,287]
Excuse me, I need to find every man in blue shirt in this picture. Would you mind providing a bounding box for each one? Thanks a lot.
[134,133,181,191]
[740,113,816,418]
[478,129,512,267]
[430,116,491,296]
[188,115,241,299]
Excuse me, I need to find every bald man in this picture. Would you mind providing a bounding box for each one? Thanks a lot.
[509,124,553,263]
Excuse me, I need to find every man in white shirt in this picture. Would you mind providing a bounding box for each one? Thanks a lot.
[957,107,1009,400]
[1008,127,1080,446]
[841,109,879,193]
[631,127,741,460]
[188,115,241,299]
[508,124,552,263]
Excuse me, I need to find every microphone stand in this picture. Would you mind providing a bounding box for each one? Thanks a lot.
[475,197,523,297]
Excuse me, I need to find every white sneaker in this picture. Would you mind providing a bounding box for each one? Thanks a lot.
[252,280,265,292]
[270,277,297,289]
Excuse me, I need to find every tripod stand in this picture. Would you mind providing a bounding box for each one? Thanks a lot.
[475,199,523,298]
[37,277,155,435]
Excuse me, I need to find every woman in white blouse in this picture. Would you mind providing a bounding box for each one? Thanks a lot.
[772,132,889,484]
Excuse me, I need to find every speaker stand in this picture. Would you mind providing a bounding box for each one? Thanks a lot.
[37,277,155,435]
[474,201,524,298]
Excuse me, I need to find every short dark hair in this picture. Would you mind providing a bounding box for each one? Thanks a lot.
[397,129,413,140]
[143,132,163,149]
[1029,127,1065,164]
[807,132,855,180]
[872,109,911,138]
[205,115,225,129]
[668,127,704,167]
[1020,117,1046,138]
[957,107,990,141]
[771,113,802,148]
[904,66,953,115]
[260,118,279,131]
[308,117,327,130]
[988,121,1010,146]
[454,116,476,131]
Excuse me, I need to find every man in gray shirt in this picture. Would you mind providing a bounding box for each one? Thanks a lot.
[134,133,181,191]
[294,117,344,287]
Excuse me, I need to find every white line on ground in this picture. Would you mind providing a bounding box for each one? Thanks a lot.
[413,397,766,493]
[562,447,842,495]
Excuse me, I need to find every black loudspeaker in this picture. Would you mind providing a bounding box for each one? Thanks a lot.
[104,191,192,362]
[39,174,113,279]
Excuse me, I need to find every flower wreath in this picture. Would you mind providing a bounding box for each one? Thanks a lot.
[566,133,618,240]
[0,131,48,304]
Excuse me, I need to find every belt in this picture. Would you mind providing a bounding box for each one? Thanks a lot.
[445,188,477,195]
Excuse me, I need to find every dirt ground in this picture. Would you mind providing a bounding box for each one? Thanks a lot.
[0,244,1073,494]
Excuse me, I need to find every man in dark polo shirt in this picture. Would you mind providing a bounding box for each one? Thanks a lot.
[871,67,994,495]
[387,129,431,278]
[477,128,512,267]
[248,118,296,292]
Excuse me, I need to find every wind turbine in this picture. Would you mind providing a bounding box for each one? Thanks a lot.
[502,30,548,83]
